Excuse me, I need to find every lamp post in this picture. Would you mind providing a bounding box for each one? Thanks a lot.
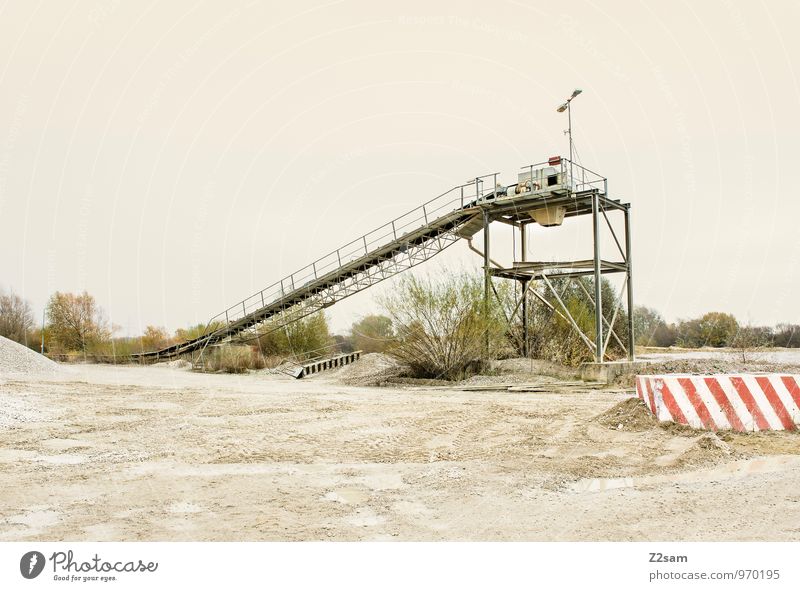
[556,88,582,189]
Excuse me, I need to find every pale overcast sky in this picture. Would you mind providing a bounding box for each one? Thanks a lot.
[1,0,798,335]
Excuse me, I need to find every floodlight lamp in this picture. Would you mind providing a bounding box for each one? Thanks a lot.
[571,89,583,98]
[556,103,568,112]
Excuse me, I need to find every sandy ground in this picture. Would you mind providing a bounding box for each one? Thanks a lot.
[1,363,799,541]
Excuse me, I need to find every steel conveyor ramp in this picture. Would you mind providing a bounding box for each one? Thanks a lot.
[133,174,501,361]
[133,159,611,362]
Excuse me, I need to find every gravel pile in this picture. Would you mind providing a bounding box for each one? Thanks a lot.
[154,359,192,369]
[332,353,408,386]
[0,335,65,378]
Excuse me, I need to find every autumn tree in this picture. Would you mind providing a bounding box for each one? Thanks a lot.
[650,322,678,347]
[139,325,172,352]
[46,291,110,353]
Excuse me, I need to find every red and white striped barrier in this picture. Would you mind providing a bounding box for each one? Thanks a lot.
[636,374,800,432]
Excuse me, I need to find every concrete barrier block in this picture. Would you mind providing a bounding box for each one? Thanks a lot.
[636,374,800,432]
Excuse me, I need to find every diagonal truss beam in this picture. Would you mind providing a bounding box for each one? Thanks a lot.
[574,277,628,357]
[156,228,464,361]
[540,274,597,355]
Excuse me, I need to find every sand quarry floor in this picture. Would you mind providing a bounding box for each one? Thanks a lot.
[1,362,799,541]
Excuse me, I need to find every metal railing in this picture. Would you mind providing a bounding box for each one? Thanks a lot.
[200,172,500,337]
[518,158,607,195]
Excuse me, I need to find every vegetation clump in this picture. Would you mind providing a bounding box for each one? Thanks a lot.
[379,272,510,380]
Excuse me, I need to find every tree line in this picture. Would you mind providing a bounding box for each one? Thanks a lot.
[633,306,798,349]
[2,282,797,377]
[0,287,394,365]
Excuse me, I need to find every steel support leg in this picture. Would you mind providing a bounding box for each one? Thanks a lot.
[521,278,529,357]
[625,207,634,361]
[483,209,491,357]
[520,222,529,357]
[591,192,603,362]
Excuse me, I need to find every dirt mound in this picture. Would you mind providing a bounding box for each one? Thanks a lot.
[674,432,734,468]
[332,353,407,386]
[0,335,64,378]
[595,396,659,431]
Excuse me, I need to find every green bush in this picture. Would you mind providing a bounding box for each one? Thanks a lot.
[255,312,333,360]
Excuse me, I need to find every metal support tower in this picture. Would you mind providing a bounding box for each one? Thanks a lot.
[483,159,634,364]
[134,158,633,367]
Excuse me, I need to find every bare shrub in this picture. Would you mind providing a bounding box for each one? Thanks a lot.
[0,288,35,345]
[730,324,769,363]
[379,272,511,380]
